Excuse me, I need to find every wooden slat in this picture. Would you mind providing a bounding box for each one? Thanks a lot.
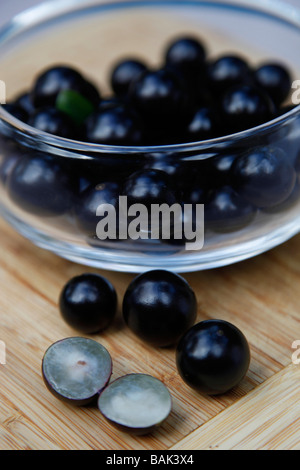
[171,365,300,450]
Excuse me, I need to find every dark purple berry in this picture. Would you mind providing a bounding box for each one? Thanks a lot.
[59,273,117,334]
[165,36,206,76]
[85,106,143,145]
[28,107,76,139]
[110,59,148,97]
[185,106,221,141]
[31,65,100,108]
[123,169,178,212]
[176,320,250,395]
[74,181,121,239]
[231,147,297,208]
[221,85,275,134]
[254,63,292,106]
[7,153,74,217]
[14,91,36,115]
[128,68,187,130]
[207,55,252,95]
[205,186,256,232]
[31,65,84,107]
[123,270,197,347]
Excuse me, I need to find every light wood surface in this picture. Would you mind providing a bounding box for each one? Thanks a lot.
[0,216,299,450]
[0,4,300,451]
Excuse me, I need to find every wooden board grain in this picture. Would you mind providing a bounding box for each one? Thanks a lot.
[0,217,299,450]
[0,3,300,450]
[171,365,300,450]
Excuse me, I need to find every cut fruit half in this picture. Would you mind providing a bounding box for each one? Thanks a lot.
[98,373,172,435]
[42,337,112,406]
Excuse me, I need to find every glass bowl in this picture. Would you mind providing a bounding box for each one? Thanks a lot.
[0,0,300,273]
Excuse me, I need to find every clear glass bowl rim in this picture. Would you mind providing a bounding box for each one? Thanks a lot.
[0,0,299,158]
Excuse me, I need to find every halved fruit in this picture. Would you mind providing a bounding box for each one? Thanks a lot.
[42,337,112,406]
[98,373,172,434]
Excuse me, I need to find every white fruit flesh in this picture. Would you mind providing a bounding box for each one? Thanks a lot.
[43,337,112,400]
[98,374,172,429]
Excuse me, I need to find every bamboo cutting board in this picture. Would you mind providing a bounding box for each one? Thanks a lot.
[0,217,300,450]
[0,4,300,450]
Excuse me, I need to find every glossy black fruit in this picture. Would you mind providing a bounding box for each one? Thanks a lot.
[42,337,112,405]
[110,59,148,97]
[31,65,83,107]
[183,180,208,205]
[205,186,256,233]
[165,36,206,76]
[0,152,21,185]
[221,85,275,134]
[176,319,251,395]
[122,169,179,235]
[75,77,101,108]
[85,106,143,145]
[183,159,214,191]
[262,179,300,214]
[142,154,189,190]
[122,270,197,347]
[98,373,172,435]
[123,169,178,208]
[74,181,122,239]
[7,153,74,217]
[207,55,252,95]
[209,153,237,187]
[31,65,100,108]
[185,106,221,141]
[128,68,187,129]
[28,107,77,139]
[254,63,292,106]
[232,147,297,208]
[14,91,36,115]
[59,273,117,334]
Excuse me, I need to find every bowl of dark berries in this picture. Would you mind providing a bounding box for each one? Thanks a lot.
[0,0,299,272]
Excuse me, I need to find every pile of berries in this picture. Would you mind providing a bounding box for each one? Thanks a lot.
[3,35,294,145]
[0,35,298,239]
